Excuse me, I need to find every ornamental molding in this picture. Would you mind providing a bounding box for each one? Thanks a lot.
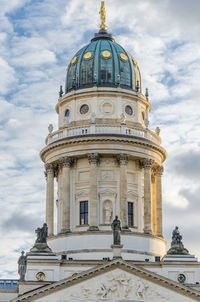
[75,189,89,199]
[127,190,138,200]
[12,259,200,302]
[99,188,117,198]
[40,136,167,161]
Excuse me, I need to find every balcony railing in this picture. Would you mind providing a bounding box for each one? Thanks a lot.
[46,125,161,145]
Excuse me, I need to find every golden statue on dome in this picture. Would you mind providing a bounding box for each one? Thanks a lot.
[99,1,107,30]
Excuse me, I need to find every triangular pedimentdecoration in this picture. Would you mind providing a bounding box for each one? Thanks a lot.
[98,188,117,197]
[12,259,200,302]
[127,189,139,199]
[75,189,89,198]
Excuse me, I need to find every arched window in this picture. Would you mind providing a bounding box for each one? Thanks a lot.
[120,60,131,87]
[80,59,93,86]
[100,56,113,84]
[65,109,70,127]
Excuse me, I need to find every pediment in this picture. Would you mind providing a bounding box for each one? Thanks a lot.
[12,260,200,302]
[127,190,138,199]
[99,188,117,197]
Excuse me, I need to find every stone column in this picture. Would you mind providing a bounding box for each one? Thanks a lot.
[153,165,164,237]
[88,153,100,231]
[60,157,73,233]
[118,154,129,230]
[140,159,154,234]
[45,163,55,236]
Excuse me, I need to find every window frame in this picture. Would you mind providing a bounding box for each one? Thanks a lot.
[80,200,88,225]
[128,202,134,227]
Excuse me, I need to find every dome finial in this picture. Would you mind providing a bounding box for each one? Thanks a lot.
[99,1,107,30]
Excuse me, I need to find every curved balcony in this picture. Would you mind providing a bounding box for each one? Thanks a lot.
[46,124,161,146]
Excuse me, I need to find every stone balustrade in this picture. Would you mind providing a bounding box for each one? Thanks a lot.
[46,125,161,145]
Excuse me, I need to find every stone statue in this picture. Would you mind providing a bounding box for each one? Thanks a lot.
[18,251,27,281]
[91,112,96,124]
[167,226,189,255]
[35,223,48,243]
[120,113,126,124]
[30,223,52,253]
[48,124,53,134]
[172,226,182,245]
[144,118,149,129]
[111,216,121,245]
[155,126,160,135]
[104,204,112,224]
[137,280,148,300]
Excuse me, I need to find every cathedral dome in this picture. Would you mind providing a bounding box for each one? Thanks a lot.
[65,30,141,93]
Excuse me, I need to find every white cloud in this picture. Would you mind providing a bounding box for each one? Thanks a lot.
[0,57,16,94]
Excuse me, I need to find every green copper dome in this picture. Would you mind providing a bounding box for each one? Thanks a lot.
[65,31,141,93]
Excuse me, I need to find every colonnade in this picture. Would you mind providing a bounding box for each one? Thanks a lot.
[45,154,163,237]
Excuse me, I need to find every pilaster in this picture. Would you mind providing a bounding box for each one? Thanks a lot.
[140,159,154,234]
[87,153,100,231]
[117,154,129,230]
[59,157,74,233]
[152,165,164,237]
[45,163,55,236]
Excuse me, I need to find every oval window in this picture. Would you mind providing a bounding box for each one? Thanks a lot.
[80,104,89,114]
[125,105,133,116]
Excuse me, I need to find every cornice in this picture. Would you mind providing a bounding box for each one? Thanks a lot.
[11,259,200,302]
[40,134,167,162]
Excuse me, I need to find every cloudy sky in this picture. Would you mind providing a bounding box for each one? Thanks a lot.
[0,0,200,278]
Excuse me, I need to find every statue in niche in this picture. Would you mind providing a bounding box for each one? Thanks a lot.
[111,216,121,245]
[104,203,112,224]
[18,251,27,281]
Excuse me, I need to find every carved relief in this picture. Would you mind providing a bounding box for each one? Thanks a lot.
[68,272,169,301]
[101,170,114,180]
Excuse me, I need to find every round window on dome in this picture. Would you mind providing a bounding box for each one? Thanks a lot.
[120,53,128,62]
[125,105,133,116]
[80,104,89,114]
[83,52,92,60]
[71,56,77,65]
[132,58,138,67]
[102,50,111,59]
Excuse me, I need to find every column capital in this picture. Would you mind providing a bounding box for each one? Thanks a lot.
[88,153,100,165]
[117,153,129,165]
[139,158,154,169]
[59,156,74,168]
[152,165,164,176]
[44,163,54,174]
